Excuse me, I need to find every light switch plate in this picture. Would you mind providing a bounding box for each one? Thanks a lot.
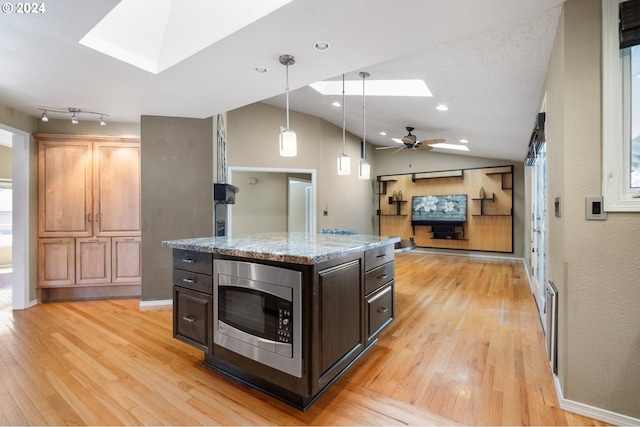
[586,196,607,220]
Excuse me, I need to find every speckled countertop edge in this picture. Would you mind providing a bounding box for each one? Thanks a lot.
[162,232,401,265]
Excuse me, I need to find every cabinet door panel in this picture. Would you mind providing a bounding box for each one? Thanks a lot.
[76,238,111,285]
[94,143,141,236]
[38,141,92,237]
[318,259,362,374]
[112,237,141,284]
[38,238,75,286]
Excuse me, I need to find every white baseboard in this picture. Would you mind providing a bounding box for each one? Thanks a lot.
[139,299,172,307]
[554,374,640,425]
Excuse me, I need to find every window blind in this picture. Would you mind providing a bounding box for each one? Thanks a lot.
[620,0,640,48]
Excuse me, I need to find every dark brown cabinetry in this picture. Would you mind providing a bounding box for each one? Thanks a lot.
[364,244,394,342]
[172,249,213,352]
[171,243,395,410]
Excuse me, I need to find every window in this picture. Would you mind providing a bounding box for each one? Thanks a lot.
[0,186,11,247]
[602,0,640,211]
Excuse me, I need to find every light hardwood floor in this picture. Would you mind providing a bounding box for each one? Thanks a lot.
[0,254,607,426]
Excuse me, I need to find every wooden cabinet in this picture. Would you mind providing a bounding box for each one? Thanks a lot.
[317,259,363,376]
[38,238,75,287]
[172,250,214,353]
[364,245,394,342]
[35,134,141,301]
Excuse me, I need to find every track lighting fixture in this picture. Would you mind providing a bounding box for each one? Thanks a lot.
[337,74,350,175]
[358,72,371,180]
[38,107,110,126]
[279,54,297,157]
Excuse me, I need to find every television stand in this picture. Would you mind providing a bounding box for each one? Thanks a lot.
[411,221,466,240]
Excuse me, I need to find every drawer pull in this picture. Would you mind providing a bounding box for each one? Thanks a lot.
[376,254,387,259]
[377,274,388,280]
[377,307,389,313]
[182,315,197,323]
[182,278,195,284]
[182,258,195,263]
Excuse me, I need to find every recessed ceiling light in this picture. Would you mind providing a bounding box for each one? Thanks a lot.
[313,40,331,51]
[310,79,432,97]
[391,138,404,144]
[254,66,268,74]
[436,104,449,111]
[431,143,469,151]
[379,131,387,136]
[331,101,341,107]
[459,139,468,143]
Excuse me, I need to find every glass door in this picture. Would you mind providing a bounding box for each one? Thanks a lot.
[531,143,547,326]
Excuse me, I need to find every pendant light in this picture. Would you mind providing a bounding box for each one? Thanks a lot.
[358,71,371,180]
[279,54,297,157]
[337,74,350,175]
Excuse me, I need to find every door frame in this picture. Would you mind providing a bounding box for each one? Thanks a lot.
[227,167,316,236]
[0,124,33,310]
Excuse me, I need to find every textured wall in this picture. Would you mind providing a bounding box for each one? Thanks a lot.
[140,116,213,301]
[227,103,376,235]
[544,0,640,418]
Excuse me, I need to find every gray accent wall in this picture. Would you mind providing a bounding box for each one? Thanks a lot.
[141,116,214,301]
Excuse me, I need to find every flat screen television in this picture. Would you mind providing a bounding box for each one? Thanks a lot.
[411,194,467,226]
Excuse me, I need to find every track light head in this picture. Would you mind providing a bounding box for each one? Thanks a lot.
[41,111,49,122]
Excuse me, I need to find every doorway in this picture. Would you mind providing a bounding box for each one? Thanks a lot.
[228,167,316,236]
[0,125,31,310]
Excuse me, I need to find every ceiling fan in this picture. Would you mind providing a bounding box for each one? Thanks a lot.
[376,127,445,154]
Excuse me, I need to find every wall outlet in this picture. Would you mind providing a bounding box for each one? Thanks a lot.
[585,196,607,220]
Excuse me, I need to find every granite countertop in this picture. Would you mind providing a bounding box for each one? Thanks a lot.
[162,232,401,265]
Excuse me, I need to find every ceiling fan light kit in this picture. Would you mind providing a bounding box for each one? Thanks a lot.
[279,54,297,157]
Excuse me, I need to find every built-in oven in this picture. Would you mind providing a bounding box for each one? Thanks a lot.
[213,259,302,378]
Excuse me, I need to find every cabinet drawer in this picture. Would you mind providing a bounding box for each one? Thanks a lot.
[173,269,213,294]
[364,244,394,272]
[173,249,213,275]
[367,282,394,340]
[364,261,394,295]
[173,286,212,352]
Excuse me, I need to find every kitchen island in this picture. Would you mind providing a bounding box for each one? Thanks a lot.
[163,232,399,410]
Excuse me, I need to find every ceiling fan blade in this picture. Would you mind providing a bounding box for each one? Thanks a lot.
[418,138,445,145]
[392,147,406,154]
[415,144,434,151]
[376,145,402,150]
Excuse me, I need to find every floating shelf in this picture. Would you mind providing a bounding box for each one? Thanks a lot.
[376,178,397,195]
[412,169,464,181]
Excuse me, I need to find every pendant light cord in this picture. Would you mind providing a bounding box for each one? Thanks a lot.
[342,74,346,153]
[285,63,290,129]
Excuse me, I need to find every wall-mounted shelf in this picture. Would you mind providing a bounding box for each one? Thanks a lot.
[412,170,464,182]
[485,166,513,190]
[376,178,397,195]
[472,193,512,216]
[388,199,407,215]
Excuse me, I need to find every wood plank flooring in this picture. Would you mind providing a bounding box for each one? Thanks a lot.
[0,254,608,425]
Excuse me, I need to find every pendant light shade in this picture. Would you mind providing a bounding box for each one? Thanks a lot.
[337,74,351,175]
[279,54,297,157]
[358,71,370,180]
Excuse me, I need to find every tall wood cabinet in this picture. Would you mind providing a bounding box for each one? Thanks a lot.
[36,134,141,302]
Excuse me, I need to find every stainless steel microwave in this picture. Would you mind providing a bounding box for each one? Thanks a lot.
[213,259,302,378]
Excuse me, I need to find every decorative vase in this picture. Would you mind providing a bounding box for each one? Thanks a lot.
[392,191,397,201]
[397,191,403,201]
[479,187,486,198]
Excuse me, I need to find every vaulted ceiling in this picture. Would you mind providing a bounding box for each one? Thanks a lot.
[0,0,563,161]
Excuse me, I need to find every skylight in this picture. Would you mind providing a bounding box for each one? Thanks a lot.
[309,79,432,97]
[79,0,294,74]
[430,143,470,151]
